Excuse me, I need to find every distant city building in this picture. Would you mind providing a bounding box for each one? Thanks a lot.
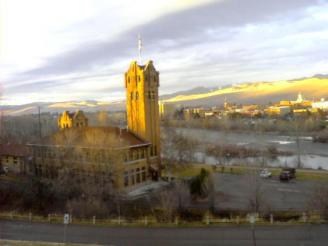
[58,110,88,129]
[265,106,291,116]
[182,107,212,120]
[312,98,328,111]
[279,93,312,108]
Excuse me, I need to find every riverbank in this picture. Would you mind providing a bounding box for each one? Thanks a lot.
[163,163,328,181]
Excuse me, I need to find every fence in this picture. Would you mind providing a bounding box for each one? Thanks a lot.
[0,211,326,227]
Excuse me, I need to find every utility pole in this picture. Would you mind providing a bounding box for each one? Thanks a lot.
[0,110,3,142]
[38,106,42,139]
[295,120,301,168]
[249,214,257,246]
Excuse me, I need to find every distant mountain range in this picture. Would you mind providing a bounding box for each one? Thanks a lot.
[162,75,328,107]
[1,74,328,116]
[0,100,126,116]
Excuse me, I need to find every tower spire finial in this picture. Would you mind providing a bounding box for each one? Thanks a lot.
[138,34,143,64]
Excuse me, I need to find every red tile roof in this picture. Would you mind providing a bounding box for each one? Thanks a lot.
[0,144,29,157]
[33,126,149,149]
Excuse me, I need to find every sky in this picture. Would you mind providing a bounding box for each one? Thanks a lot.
[0,0,328,105]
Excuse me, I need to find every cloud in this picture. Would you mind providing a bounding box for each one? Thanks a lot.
[1,0,328,104]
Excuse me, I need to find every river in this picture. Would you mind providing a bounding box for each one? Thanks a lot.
[174,127,328,170]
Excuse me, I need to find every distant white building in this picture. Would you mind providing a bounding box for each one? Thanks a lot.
[312,98,328,111]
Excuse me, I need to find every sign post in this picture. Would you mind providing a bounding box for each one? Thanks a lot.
[249,214,257,246]
[63,213,69,244]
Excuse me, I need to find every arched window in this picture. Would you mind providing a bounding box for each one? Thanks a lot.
[130,92,134,100]
[136,91,139,100]
[130,170,135,185]
[124,171,129,187]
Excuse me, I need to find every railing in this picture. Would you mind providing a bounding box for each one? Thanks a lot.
[0,211,326,226]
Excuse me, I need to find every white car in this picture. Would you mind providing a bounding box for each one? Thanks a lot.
[259,169,272,178]
[0,166,9,175]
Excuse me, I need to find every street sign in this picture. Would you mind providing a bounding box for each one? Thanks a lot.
[64,213,70,225]
[249,214,256,224]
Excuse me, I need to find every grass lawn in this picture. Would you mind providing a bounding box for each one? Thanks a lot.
[163,163,328,181]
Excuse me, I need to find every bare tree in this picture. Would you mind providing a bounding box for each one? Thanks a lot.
[45,127,126,216]
[174,180,191,211]
[157,188,179,222]
[244,169,268,214]
[97,111,109,126]
[161,128,199,166]
[308,183,328,220]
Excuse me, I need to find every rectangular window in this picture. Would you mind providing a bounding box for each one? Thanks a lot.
[142,167,146,181]
[129,150,133,161]
[124,171,129,187]
[136,173,141,183]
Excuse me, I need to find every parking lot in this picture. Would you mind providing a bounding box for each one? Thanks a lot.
[213,173,322,211]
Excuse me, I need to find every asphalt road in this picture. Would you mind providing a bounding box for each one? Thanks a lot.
[214,173,321,211]
[1,220,328,246]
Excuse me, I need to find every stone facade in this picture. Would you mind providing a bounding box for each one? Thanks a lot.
[29,127,151,189]
[125,60,161,176]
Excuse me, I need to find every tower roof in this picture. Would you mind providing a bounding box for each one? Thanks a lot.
[127,60,157,73]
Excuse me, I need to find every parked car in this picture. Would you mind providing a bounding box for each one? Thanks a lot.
[0,166,9,175]
[279,171,292,181]
[282,168,296,179]
[259,169,272,178]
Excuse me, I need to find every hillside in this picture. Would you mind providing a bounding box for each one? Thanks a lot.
[162,77,328,106]
[1,100,126,116]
